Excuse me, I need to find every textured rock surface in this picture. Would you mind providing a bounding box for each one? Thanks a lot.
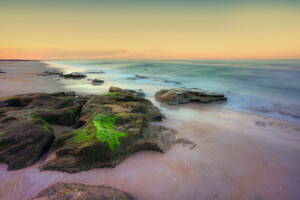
[0,92,87,170]
[40,89,175,173]
[155,87,227,105]
[31,182,136,200]
[109,86,145,97]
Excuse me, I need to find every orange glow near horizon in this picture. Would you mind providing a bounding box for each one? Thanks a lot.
[0,4,299,60]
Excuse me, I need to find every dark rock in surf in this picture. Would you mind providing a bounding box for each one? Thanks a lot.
[91,79,104,85]
[127,75,148,80]
[60,72,87,79]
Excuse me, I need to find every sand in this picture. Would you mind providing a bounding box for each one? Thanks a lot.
[0,61,299,200]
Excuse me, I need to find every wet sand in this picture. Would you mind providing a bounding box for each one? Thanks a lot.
[0,61,300,200]
[0,61,63,97]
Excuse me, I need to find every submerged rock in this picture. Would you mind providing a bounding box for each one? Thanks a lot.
[0,92,87,170]
[31,182,136,200]
[91,79,104,85]
[155,87,227,105]
[36,70,63,76]
[85,71,105,74]
[60,72,87,79]
[127,75,148,80]
[40,89,175,173]
[109,86,145,97]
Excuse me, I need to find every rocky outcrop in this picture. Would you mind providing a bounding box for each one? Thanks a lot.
[92,79,104,85]
[31,182,136,200]
[0,92,87,170]
[155,87,227,105]
[0,89,176,172]
[40,89,175,173]
[109,86,145,97]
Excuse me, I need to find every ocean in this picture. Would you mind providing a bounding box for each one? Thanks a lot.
[45,59,300,125]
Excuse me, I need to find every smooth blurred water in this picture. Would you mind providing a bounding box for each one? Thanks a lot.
[46,59,300,124]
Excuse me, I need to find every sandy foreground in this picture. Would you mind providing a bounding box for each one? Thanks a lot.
[0,61,299,200]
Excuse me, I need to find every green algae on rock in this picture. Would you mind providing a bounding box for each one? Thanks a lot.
[73,114,127,151]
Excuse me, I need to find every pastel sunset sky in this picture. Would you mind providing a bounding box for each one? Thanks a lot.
[0,0,299,60]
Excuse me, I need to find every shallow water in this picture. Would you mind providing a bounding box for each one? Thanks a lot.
[44,59,300,124]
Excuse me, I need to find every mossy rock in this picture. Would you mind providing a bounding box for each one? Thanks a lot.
[0,118,55,170]
[0,92,88,170]
[41,90,175,173]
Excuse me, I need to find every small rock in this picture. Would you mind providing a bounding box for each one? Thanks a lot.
[92,79,104,85]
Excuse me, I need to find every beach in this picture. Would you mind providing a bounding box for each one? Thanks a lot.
[0,61,300,200]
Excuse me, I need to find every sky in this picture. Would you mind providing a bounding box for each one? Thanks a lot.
[0,0,299,60]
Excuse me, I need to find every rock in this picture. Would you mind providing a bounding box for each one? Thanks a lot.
[92,79,104,85]
[155,87,227,105]
[0,119,55,170]
[0,92,88,170]
[36,70,63,76]
[0,69,6,73]
[60,73,87,79]
[31,182,136,200]
[127,75,148,80]
[155,79,181,85]
[109,86,145,97]
[40,89,175,173]
[85,71,105,74]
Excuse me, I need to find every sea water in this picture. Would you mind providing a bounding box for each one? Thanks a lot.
[45,59,300,124]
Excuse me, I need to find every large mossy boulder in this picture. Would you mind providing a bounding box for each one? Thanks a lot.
[40,88,176,173]
[155,87,227,105]
[0,92,87,170]
[31,182,136,200]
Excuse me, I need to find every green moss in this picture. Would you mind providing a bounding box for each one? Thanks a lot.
[98,92,122,97]
[28,114,41,120]
[0,131,6,137]
[43,121,52,132]
[73,114,127,151]
[28,114,51,132]
[70,107,78,114]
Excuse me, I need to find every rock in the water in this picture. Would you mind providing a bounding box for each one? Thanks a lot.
[155,78,181,85]
[40,89,175,173]
[0,92,87,170]
[155,87,227,105]
[109,86,145,97]
[85,71,105,74]
[60,72,87,79]
[36,70,63,76]
[31,182,136,200]
[92,79,104,85]
[127,75,148,80]
[0,69,6,73]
